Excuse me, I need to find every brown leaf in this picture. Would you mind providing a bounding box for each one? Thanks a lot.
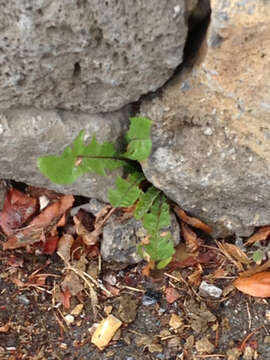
[173,205,212,233]
[181,222,202,253]
[74,216,96,246]
[74,205,114,246]
[57,234,74,263]
[3,195,74,250]
[245,226,270,246]
[216,241,250,272]
[0,188,38,236]
[233,271,270,298]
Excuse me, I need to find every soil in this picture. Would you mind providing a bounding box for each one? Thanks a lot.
[1,182,270,360]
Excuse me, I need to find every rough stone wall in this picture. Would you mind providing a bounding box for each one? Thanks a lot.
[141,0,270,237]
[0,0,187,112]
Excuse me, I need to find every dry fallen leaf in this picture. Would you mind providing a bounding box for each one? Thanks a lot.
[245,226,270,246]
[173,205,212,233]
[3,195,74,250]
[181,221,203,253]
[0,188,38,236]
[57,234,74,263]
[74,216,96,246]
[233,271,270,297]
[216,241,250,272]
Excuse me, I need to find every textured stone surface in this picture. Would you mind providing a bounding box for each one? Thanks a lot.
[0,0,187,112]
[0,180,6,211]
[141,0,270,237]
[101,211,181,264]
[0,107,130,201]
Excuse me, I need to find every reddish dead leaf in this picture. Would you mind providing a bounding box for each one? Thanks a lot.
[165,287,180,304]
[3,195,74,250]
[57,234,74,263]
[0,188,38,236]
[181,222,202,253]
[30,195,74,231]
[233,271,270,297]
[60,287,71,309]
[43,235,59,255]
[245,226,270,246]
[173,205,212,233]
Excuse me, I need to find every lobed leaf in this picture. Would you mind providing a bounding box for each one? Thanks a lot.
[134,186,161,220]
[79,136,126,176]
[142,195,175,266]
[123,117,152,161]
[38,131,125,184]
[108,171,145,208]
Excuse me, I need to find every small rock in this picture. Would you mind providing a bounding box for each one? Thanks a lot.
[64,314,74,325]
[195,337,215,354]
[199,281,222,299]
[264,335,270,344]
[142,289,162,306]
[265,309,270,322]
[101,211,180,264]
[165,287,180,304]
[88,199,108,216]
[18,295,30,305]
[117,294,139,324]
[71,198,107,217]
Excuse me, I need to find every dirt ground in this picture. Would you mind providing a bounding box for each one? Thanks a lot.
[1,182,270,360]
